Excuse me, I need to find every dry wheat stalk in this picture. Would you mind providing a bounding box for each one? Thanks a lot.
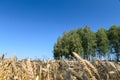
[1,53,120,80]
[73,52,98,80]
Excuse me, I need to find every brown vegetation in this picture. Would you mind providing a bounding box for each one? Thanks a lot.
[0,53,120,80]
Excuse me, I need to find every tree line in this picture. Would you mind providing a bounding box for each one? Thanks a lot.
[53,25,120,61]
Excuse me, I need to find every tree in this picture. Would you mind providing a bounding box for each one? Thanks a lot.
[67,30,83,58]
[53,25,120,61]
[82,26,96,59]
[96,28,109,58]
[53,36,63,59]
[108,25,120,61]
[53,30,83,59]
[61,31,70,58]
[77,28,84,57]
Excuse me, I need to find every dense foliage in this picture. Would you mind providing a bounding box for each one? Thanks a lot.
[53,25,120,61]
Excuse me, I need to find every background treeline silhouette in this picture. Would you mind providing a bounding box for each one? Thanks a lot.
[53,25,120,61]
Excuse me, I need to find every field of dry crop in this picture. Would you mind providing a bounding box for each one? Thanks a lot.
[0,52,120,80]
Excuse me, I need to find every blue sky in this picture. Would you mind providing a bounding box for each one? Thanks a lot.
[0,0,120,59]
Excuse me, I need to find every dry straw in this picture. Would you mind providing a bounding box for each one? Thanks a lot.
[0,53,120,80]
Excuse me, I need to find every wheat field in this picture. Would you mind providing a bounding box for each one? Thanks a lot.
[0,52,120,80]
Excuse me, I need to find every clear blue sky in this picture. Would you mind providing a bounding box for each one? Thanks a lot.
[0,0,120,59]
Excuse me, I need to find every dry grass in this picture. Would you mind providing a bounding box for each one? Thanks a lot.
[0,52,120,80]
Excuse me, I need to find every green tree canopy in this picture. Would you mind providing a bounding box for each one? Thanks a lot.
[96,28,109,55]
[82,26,96,59]
[53,25,120,60]
[108,25,120,61]
[53,30,83,59]
[53,36,63,59]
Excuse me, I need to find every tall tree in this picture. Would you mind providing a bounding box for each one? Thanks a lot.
[96,28,109,58]
[61,31,70,58]
[53,30,83,59]
[53,25,120,60]
[108,25,120,61]
[67,30,83,57]
[62,30,83,59]
[53,36,63,59]
[82,26,96,59]
[77,28,84,57]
